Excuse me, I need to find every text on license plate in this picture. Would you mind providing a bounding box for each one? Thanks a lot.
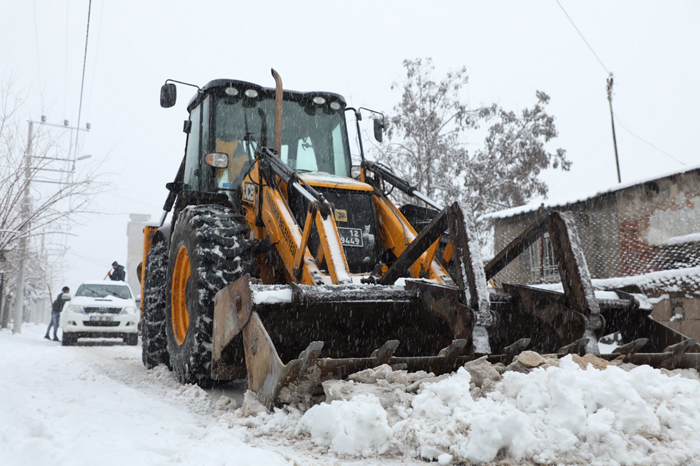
[338,227,363,248]
[90,315,113,321]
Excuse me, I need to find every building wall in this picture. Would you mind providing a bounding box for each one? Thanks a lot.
[492,169,700,288]
[651,295,700,341]
[126,214,153,303]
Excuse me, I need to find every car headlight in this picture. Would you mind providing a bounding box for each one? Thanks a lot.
[68,305,84,314]
[120,306,138,315]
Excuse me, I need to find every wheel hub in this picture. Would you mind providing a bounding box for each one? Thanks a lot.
[171,244,191,345]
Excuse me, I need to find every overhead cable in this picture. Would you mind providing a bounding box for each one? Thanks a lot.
[613,113,687,167]
[73,0,92,160]
[555,0,609,74]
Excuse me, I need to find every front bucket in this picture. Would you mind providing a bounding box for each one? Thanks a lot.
[212,274,475,407]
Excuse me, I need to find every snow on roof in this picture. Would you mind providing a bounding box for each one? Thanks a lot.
[662,232,700,246]
[533,266,700,295]
[485,163,700,220]
[80,280,131,286]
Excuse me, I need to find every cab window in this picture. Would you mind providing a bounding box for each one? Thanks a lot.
[184,104,201,190]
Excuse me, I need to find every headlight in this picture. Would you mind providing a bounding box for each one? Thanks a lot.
[120,306,138,315]
[68,305,84,314]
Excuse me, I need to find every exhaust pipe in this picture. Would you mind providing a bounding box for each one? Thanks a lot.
[271,69,283,156]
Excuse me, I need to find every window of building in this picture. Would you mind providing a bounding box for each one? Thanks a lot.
[529,233,560,283]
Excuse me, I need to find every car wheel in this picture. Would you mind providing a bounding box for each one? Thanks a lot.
[142,236,171,368]
[125,333,139,346]
[62,333,75,346]
[164,205,256,388]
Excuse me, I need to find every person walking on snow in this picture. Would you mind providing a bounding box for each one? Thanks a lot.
[45,287,70,341]
[108,261,125,281]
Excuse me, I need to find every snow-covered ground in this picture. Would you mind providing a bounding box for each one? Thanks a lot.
[3,324,700,466]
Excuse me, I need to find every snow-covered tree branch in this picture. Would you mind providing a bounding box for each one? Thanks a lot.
[0,77,105,328]
[377,58,570,250]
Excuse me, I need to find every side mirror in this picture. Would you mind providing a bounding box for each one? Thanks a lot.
[160,83,177,108]
[373,119,385,143]
[165,181,184,194]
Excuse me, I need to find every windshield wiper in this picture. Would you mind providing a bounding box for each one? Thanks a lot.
[258,108,268,147]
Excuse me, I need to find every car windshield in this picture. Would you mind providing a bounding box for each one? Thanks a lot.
[214,95,351,179]
[76,284,132,299]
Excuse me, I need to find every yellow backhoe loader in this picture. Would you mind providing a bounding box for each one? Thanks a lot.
[140,70,699,408]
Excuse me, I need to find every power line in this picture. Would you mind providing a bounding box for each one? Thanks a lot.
[555,0,609,74]
[86,0,105,123]
[64,1,69,119]
[73,0,92,160]
[613,113,687,167]
[32,0,42,103]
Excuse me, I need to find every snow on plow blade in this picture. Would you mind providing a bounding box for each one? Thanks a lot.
[212,274,475,407]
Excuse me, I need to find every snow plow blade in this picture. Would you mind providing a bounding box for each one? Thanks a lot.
[212,274,475,407]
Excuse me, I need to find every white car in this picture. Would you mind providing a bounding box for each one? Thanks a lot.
[60,280,140,346]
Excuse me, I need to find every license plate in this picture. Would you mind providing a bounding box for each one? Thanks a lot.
[338,227,363,248]
[90,315,113,322]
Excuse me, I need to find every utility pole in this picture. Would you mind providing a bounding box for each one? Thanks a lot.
[0,272,5,326]
[12,121,33,334]
[9,118,91,333]
[607,73,622,184]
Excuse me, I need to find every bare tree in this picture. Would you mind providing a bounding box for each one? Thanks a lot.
[380,58,570,248]
[0,76,104,331]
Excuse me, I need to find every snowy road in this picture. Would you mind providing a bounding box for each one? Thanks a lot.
[0,325,413,466]
[3,324,700,466]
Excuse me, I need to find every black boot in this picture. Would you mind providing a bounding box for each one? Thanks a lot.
[44,334,50,340]
[53,335,59,342]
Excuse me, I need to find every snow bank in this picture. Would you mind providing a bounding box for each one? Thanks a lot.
[246,357,700,465]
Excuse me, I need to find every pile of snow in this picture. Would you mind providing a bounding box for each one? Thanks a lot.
[244,355,700,465]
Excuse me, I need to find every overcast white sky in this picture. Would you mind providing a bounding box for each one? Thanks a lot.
[1,0,698,293]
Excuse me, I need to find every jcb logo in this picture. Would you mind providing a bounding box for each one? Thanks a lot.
[243,182,256,202]
[335,209,348,222]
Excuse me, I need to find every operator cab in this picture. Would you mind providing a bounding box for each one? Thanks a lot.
[176,79,353,206]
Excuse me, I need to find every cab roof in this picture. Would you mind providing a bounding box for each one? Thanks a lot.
[187,78,347,112]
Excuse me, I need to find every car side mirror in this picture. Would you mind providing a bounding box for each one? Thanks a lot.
[373,118,385,143]
[160,83,177,108]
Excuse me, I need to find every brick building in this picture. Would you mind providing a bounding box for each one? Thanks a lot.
[486,165,700,337]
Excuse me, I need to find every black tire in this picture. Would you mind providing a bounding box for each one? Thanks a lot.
[164,205,256,387]
[125,333,139,346]
[62,333,76,346]
[141,237,171,368]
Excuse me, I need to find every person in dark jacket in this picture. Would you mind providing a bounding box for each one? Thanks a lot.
[45,286,70,341]
[108,261,126,281]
